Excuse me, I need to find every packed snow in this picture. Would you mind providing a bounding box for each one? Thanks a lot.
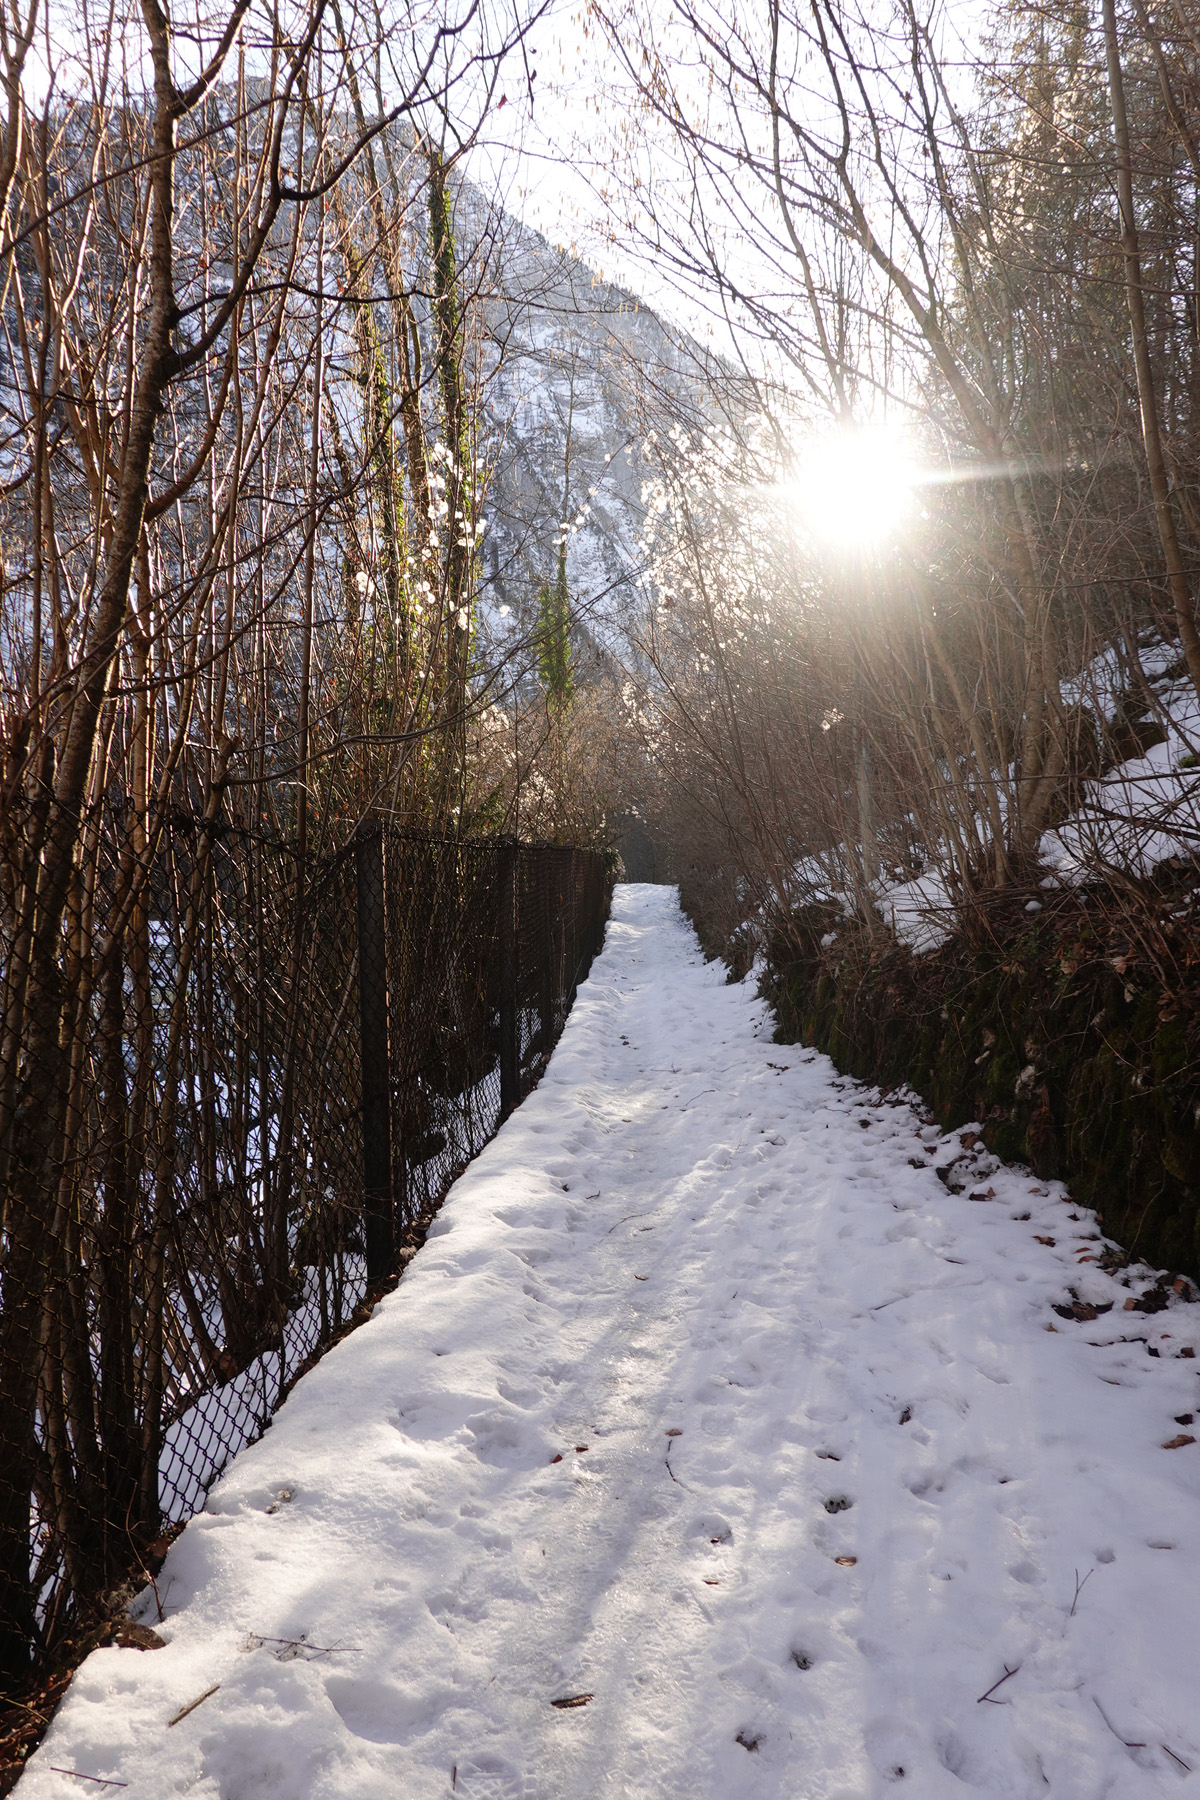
[21,886,1200,1799]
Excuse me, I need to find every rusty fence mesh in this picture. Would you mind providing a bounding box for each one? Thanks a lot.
[0,814,610,1688]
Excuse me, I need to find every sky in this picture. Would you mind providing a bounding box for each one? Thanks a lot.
[465,0,997,409]
[466,0,669,301]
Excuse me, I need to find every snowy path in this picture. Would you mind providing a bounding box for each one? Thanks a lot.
[23,886,1200,1800]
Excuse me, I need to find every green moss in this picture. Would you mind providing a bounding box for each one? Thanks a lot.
[1132,988,1161,1040]
[1162,1132,1193,1184]
[1153,1015,1187,1082]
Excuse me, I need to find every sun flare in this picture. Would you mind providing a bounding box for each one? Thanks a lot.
[794,427,918,548]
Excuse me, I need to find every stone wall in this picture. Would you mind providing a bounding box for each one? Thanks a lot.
[760,887,1200,1282]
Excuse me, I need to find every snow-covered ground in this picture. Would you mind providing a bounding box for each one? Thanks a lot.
[875,644,1200,954]
[22,886,1200,1799]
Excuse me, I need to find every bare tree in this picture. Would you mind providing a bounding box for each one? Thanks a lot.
[0,0,545,1682]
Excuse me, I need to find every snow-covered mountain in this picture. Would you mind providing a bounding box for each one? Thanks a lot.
[466,196,729,669]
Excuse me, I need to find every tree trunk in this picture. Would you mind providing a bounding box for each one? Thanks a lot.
[1103,0,1200,702]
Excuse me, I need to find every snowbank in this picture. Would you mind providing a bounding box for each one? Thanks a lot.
[860,647,1200,954]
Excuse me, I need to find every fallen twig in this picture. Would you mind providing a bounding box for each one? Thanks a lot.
[550,1693,593,1709]
[1163,1744,1192,1772]
[46,1772,128,1790]
[1069,1568,1095,1617]
[245,1634,360,1659]
[167,1684,220,1727]
[977,1664,1020,1704]
[605,1210,656,1236]
[1093,1695,1147,1748]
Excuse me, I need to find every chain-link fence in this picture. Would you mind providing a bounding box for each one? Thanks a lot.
[0,813,610,1689]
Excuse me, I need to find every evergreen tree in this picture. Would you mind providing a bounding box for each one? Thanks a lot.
[537,536,575,710]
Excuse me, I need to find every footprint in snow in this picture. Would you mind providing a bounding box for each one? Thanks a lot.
[936,1729,986,1785]
[326,1673,457,1746]
[451,1753,539,1799]
[865,1716,920,1782]
[690,1512,734,1544]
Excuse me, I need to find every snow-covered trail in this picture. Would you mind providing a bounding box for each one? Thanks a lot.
[23,886,1200,1800]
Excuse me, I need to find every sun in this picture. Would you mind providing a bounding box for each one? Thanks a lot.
[793,425,919,548]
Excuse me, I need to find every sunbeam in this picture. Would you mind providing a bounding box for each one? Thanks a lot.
[790,426,920,548]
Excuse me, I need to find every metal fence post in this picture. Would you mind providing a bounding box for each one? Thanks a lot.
[553,849,566,1021]
[355,824,393,1281]
[498,837,519,1120]
[567,850,581,1004]
[539,849,555,1058]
